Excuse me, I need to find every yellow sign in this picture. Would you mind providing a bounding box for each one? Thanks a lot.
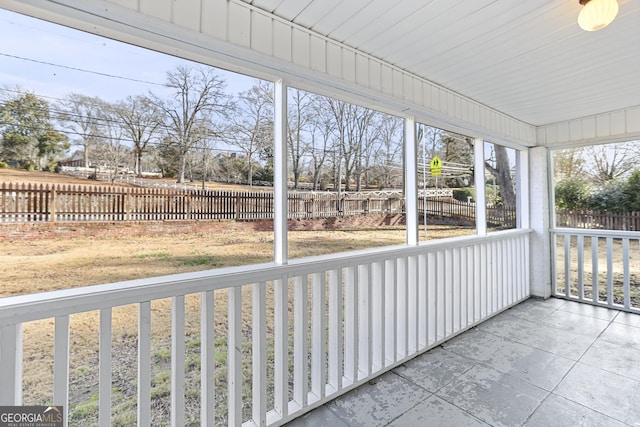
[430,156,442,176]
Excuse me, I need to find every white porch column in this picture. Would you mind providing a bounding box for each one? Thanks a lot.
[473,139,487,236]
[529,146,551,298]
[517,150,530,229]
[404,117,418,245]
[274,79,288,265]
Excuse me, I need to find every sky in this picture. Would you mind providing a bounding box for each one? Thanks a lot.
[0,7,520,167]
[0,8,258,105]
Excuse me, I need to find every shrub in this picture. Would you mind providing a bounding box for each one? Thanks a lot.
[453,188,474,202]
[0,161,8,169]
[555,178,590,210]
[623,170,640,211]
[588,179,626,212]
[44,161,59,172]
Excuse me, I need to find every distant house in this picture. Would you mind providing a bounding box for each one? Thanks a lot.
[59,151,86,168]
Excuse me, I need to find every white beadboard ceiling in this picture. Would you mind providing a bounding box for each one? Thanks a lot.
[241,0,640,127]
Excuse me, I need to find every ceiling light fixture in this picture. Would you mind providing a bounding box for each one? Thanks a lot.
[578,0,619,31]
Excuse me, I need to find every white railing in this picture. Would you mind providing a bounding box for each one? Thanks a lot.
[0,230,530,426]
[552,228,640,313]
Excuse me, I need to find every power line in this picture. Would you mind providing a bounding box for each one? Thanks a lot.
[0,96,230,140]
[0,52,166,87]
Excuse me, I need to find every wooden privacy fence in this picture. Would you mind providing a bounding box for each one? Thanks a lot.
[556,210,640,231]
[288,191,405,218]
[0,183,410,223]
[422,197,476,223]
[0,182,532,227]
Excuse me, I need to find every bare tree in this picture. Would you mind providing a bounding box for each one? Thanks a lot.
[360,112,395,189]
[585,142,637,184]
[553,147,587,181]
[416,124,447,190]
[485,143,516,209]
[212,154,247,184]
[192,124,219,189]
[113,95,165,176]
[152,65,233,183]
[58,93,105,167]
[327,99,375,191]
[307,101,336,190]
[227,82,273,186]
[93,108,131,182]
[288,89,314,189]
[417,124,445,161]
[371,115,403,189]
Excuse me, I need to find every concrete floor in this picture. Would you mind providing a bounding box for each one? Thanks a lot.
[287,297,640,427]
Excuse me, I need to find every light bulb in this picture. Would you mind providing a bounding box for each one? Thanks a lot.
[578,0,619,31]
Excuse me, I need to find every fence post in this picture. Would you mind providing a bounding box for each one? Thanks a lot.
[235,195,241,220]
[25,183,31,222]
[49,185,56,222]
[123,191,130,221]
[36,183,44,222]
[306,196,314,218]
[186,192,192,220]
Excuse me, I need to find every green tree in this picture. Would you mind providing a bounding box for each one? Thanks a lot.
[588,179,626,212]
[623,170,640,211]
[212,155,247,184]
[555,178,590,210]
[37,129,70,170]
[0,92,54,167]
[156,136,180,178]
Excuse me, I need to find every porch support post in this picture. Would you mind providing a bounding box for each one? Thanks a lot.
[517,150,530,229]
[473,139,487,236]
[404,117,418,245]
[529,146,551,298]
[274,79,288,265]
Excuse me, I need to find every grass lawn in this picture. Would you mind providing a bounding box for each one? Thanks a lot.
[1,168,478,424]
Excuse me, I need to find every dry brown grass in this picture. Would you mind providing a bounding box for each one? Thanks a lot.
[4,225,474,421]
[554,235,640,306]
[1,169,476,424]
[0,168,134,186]
[0,228,416,295]
[0,168,269,192]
